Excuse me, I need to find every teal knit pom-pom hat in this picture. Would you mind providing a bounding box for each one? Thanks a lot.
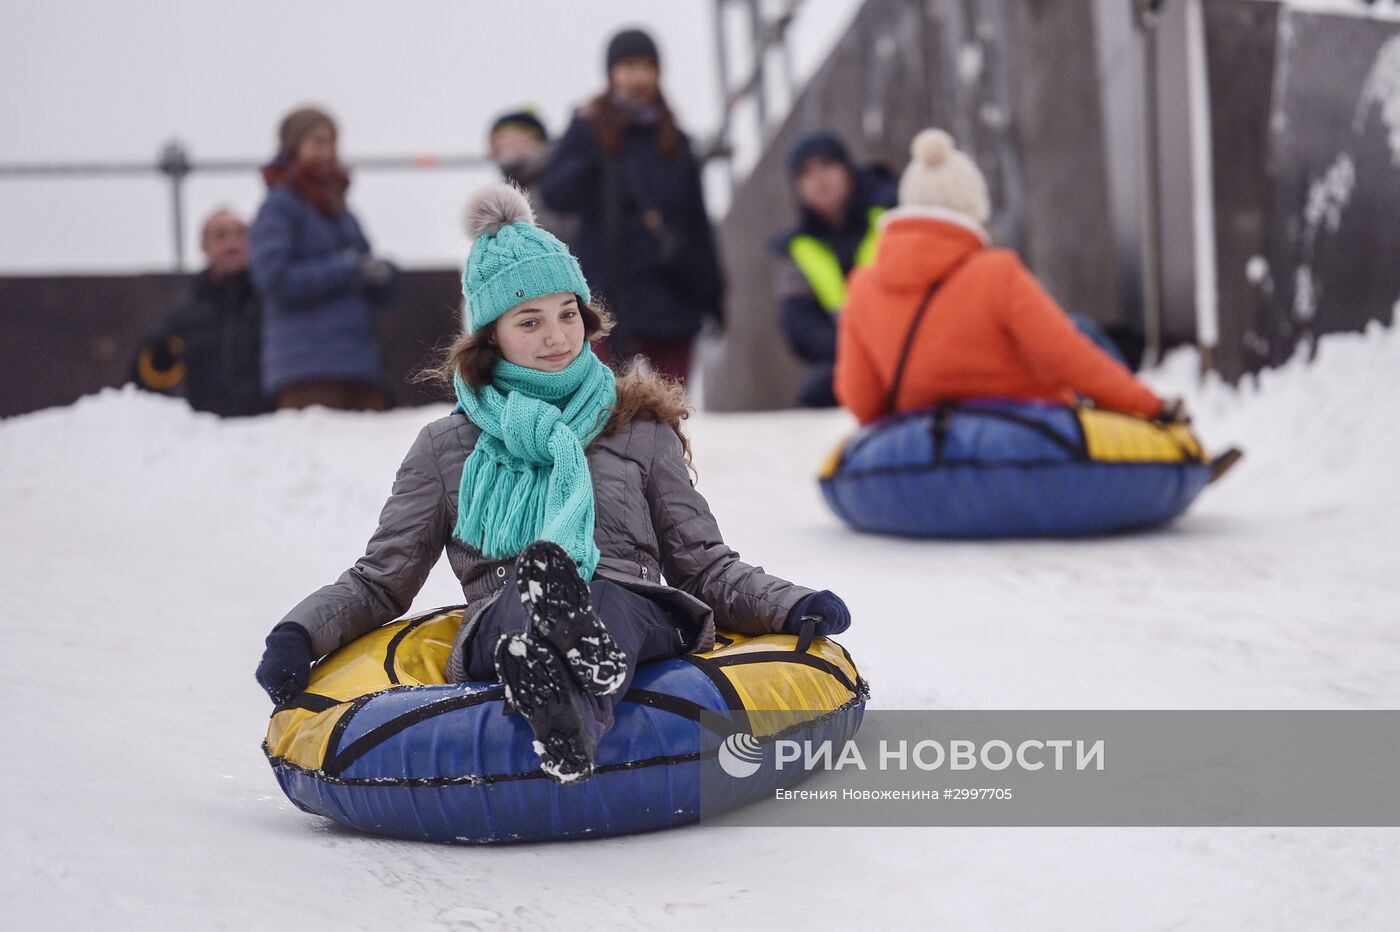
[461,183,591,333]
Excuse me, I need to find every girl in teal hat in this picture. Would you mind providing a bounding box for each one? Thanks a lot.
[256,183,853,783]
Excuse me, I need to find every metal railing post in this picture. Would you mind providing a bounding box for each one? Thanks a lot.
[747,0,770,136]
[158,141,192,271]
[0,149,494,273]
[1134,0,1166,368]
[714,0,737,186]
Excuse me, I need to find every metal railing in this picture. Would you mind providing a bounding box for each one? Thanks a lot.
[708,0,809,181]
[0,143,495,271]
[1,2,813,270]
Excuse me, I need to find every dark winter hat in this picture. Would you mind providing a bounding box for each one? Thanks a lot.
[606,28,660,72]
[787,129,852,180]
[489,109,548,143]
[277,106,336,157]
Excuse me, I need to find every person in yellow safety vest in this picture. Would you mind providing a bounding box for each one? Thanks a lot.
[771,130,897,407]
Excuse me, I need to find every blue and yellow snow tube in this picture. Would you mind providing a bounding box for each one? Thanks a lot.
[819,400,1212,537]
[264,607,866,843]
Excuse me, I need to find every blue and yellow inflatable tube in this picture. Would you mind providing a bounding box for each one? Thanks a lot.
[820,401,1212,537]
[264,607,867,843]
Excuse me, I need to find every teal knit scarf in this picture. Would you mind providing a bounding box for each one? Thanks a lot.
[452,347,616,579]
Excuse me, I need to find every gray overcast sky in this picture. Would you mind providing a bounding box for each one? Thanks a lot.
[0,0,858,272]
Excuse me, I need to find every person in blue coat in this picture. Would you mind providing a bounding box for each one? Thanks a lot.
[535,28,724,384]
[250,106,400,411]
[771,130,897,408]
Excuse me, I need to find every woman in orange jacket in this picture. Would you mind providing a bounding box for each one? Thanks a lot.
[835,129,1176,426]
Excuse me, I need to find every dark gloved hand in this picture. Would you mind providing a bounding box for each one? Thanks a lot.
[355,257,396,289]
[785,590,852,638]
[255,623,313,705]
[1156,397,1191,425]
[145,336,182,373]
[132,334,187,393]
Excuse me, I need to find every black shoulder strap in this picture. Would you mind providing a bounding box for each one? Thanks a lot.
[883,258,971,415]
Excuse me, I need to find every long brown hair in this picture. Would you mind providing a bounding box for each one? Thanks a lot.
[582,90,683,160]
[419,301,693,464]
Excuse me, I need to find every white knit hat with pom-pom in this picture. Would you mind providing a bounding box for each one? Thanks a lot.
[461,182,591,333]
[897,129,990,224]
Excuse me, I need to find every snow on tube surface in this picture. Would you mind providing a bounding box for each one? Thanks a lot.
[264,606,867,843]
[819,400,1213,538]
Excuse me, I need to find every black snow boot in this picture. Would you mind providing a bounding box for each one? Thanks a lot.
[1208,447,1244,483]
[515,540,628,697]
[493,630,600,784]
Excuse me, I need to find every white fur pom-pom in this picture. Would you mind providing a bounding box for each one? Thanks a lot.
[463,182,536,238]
[910,129,953,167]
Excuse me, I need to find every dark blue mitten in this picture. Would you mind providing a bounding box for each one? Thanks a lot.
[255,623,313,705]
[785,590,852,638]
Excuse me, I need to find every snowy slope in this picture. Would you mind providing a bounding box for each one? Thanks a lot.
[2,324,1399,930]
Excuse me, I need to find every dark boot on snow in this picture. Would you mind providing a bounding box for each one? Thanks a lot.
[494,630,602,785]
[515,540,629,697]
[1209,447,1244,483]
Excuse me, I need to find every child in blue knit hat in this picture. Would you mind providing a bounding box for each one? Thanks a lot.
[256,183,854,783]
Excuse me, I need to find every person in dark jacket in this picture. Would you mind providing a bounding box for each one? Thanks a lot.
[249,106,400,411]
[255,184,850,784]
[486,108,575,246]
[536,28,724,384]
[131,209,270,416]
[771,130,897,408]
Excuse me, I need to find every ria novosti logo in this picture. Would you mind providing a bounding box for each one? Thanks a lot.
[716,731,1106,779]
[717,732,764,778]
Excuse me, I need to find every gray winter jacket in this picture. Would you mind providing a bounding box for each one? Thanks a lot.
[275,411,814,682]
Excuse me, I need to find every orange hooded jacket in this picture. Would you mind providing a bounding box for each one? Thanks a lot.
[834,208,1163,425]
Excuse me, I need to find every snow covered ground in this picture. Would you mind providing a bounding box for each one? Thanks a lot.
[2,324,1398,930]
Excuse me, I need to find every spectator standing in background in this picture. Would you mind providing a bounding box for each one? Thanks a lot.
[771,130,897,408]
[250,106,400,412]
[131,209,270,417]
[537,28,724,384]
[487,108,575,245]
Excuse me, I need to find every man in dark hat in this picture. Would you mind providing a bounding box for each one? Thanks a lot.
[488,110,550,184]
[770,129,897,407]
[487,108,574,245]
